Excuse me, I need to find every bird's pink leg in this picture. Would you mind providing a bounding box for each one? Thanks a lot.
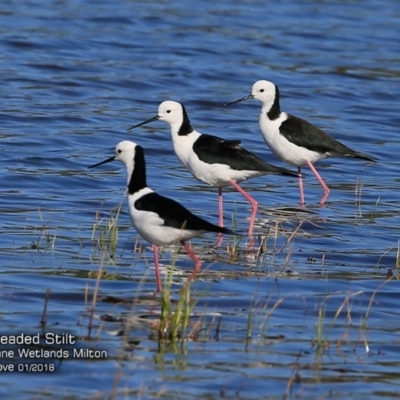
[298,166,305,205]
[229,179,257,249]
[216,187,224,246]
[306,160,330,205]
[218,187,224,227]
[180,240,202,287]
[153,245,162,293]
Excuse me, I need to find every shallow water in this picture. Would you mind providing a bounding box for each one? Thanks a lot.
[1,0,400,398]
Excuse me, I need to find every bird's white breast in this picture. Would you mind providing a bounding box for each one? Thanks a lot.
[127,188,205,246]
[171,130,267,187]
[259,112,323,166]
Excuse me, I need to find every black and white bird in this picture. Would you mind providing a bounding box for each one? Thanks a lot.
[89,140,230,293]
[128,100,298,248]
[226,80,376,205]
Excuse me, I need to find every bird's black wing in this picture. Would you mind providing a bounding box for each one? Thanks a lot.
[134,192,231,233]
[279,115,347,154]
[280,115,375,161]
[193,134,297,176]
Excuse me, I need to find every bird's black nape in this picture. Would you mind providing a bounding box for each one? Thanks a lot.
[267,84,281,120]
[127,145,147,194]
[178,103,194,136]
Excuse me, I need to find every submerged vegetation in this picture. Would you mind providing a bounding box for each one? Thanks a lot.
[11,188,399,399]
[91,197,124,257]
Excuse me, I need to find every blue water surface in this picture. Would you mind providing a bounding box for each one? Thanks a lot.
[1,0,400,398]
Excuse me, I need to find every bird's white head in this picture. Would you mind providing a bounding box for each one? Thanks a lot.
[226,80,278,113]
[157,101,184,125]
[251,80,277,105]
[158,100,193,136]
[128,100,193,137]
[89,140,148,193]
[89,140,140,185]
[114,140,138,165]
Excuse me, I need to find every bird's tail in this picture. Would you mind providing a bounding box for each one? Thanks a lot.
[197,218,234,235]
[270,165,301,178]
[350,151,376,163]
[217,226,234,235]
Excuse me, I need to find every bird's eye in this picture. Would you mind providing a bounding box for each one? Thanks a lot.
[166,110,171,113]
[260,89,264,93]
[117,149,122,154]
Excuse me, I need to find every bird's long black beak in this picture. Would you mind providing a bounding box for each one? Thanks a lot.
[88,155,116,169]
[127,115,160,131]
[225,93,254,106]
